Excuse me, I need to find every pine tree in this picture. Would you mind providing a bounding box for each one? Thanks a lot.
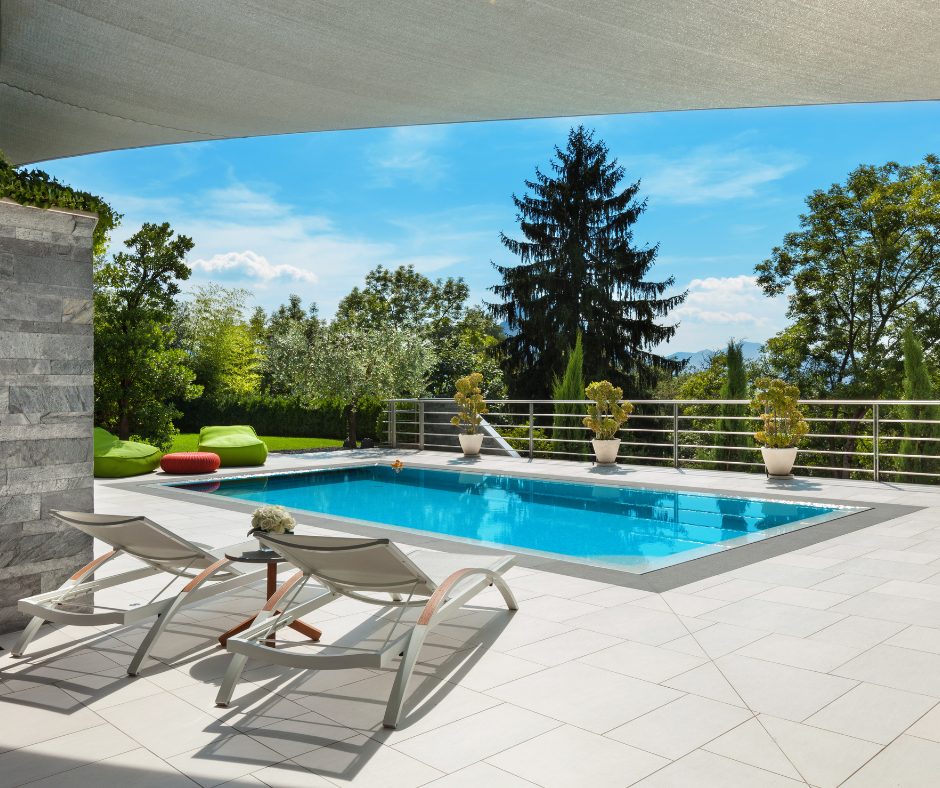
[715,340,749,469]
[552,332,586,458]
[488,126,686,398]
[899,327,940,477]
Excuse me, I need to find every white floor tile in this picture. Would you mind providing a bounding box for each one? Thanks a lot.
[606,694,752,759]
[419,762,539,787]
[504,628,623,667]
[759,714,881,788]
[0,684,105,754]
[487,724,668,788]
[18,746,195,788]
[702,718,802,780]
[292,734,444,788]
[166,733,285,788]
[804,682,938,745]
[578,640,706,684]
[714,654,857,721]
[631,748,804,787]
[391,702,560,773]
[564,603,688,646]
[833,644,940,697]
[486,662,682,734]
[662,662,748,708]
[699,598,845,637]
[841,734,940,788]
[733,633,859,672]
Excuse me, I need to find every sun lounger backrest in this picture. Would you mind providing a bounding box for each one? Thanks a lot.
[51,511,220,572]
[256,533,437,595]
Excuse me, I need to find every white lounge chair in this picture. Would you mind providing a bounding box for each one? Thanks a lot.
[13,511,285,676]
[217,532,518,729]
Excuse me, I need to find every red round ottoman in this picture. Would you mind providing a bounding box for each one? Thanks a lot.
[160,452,221,474]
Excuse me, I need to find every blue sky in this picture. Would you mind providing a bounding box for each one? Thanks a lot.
[39,100,940,353]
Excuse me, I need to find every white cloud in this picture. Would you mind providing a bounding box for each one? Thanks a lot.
[662,274,788,352]
[625,146,803,204]
[190,251,317,284]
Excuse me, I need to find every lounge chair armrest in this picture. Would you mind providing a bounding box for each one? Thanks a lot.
[418,568,494,626]
[262,571,306,611]
[182,558,233,592]
[69,550,122,585]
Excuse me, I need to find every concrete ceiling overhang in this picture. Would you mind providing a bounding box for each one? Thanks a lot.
[2,0,939,166]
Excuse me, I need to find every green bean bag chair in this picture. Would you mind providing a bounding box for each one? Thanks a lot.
[93,427,162,478]
[197,425,268,467]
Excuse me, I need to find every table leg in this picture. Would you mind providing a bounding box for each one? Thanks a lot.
[218,563,322,647]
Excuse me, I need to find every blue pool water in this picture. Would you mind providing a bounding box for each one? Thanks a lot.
[170,465,855,571]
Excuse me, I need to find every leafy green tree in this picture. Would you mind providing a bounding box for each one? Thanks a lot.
[94,223,202,449]
[757,156,940,476]
[337,265,504,398]
[552,332,586,457]
[715,340,750,468]
[488,125,686,398]
[266,320,436,443]
[336,264,468,331]
[899,326,940,477]
[174,284,262,397]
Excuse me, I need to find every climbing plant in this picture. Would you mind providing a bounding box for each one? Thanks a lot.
[0,150,121,255]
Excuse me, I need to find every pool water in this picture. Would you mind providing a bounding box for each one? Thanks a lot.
[170,465,857,572]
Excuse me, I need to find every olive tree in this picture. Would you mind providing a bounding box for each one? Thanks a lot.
[266,321,436,443]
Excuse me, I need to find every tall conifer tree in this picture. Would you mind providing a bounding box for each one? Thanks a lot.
[552,332,586,457]
[899,327,940,477]
[488,126,686,397]
[715,340,749,469]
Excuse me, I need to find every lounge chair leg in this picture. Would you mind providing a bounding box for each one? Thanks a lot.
[491,574,519,611]
[216,607,278,706]
[127,599,179,676]
[216,653,250,706]
[383,625,427,729]
[11,616,45,657]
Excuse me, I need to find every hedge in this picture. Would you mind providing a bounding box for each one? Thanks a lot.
[172,394,386,441]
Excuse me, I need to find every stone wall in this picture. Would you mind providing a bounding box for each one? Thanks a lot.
[0,198,97,634]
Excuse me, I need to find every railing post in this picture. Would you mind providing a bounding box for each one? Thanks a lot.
[873,402,879,482]
[673,402,679,469]
[528,402,534,460]
[389,401,397,448]
[418,400,425,451]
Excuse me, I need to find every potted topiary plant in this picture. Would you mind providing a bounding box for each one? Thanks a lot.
[451,372,488,456]
[750,377,809,478]
[583,380,634,465]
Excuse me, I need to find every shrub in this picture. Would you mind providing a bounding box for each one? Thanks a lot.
[173,394,384,441]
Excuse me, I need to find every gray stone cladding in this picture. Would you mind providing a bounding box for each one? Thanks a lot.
[0,198,97,634]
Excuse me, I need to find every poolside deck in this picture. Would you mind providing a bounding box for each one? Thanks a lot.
[3,449,940,788]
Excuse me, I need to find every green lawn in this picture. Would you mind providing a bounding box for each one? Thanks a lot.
[169,434,343,453]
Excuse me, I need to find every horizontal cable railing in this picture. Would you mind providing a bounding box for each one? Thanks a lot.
[383,398,940,483]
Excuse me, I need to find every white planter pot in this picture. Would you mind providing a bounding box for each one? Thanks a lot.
[459,433,484,456]
[592,438,621,465]
[762,446,798,478]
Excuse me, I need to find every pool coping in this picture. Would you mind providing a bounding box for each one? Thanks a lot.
[112,458,924,593]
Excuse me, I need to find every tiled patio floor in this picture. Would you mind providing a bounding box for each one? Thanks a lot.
[3,450,940,787]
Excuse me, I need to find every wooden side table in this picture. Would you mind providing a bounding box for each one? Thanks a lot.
[218,541,322,646]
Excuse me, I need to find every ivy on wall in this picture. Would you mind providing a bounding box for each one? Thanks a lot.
[0,150,121,255]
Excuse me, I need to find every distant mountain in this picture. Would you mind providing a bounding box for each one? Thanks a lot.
[669,341,763,370]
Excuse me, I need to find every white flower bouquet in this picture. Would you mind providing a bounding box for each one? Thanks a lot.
[249,504,297,537]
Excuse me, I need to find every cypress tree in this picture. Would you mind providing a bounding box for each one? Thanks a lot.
[488,126,687,398]
[715,340,748,469]
[899,327,940,477]
[552,332,586,458]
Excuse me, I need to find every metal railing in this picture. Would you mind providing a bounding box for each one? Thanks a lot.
[384,398,940,483]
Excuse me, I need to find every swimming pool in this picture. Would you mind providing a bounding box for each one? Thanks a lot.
[165,464,862,573]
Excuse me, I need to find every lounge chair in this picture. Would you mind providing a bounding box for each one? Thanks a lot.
[216,533,518,729]
[13,511,286,676]
[197,425,268,467]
